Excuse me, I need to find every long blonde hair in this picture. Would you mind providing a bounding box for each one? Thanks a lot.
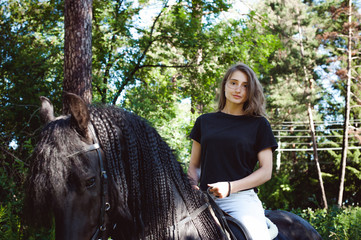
[218,63,266,116]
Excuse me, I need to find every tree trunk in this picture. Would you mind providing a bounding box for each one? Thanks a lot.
[307,105,328,209]
[63,0,93,114]
[338,0,352,207]
[297,14,328,209]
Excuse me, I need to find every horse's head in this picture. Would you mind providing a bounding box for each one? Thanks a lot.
[27,93,223,239]
[27,93,111,240]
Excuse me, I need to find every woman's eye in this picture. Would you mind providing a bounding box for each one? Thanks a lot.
[85,177,96,188]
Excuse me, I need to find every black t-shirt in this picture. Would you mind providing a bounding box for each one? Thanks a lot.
[190,111,278,191]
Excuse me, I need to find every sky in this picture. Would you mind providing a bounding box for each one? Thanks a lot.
[134,0,254,29]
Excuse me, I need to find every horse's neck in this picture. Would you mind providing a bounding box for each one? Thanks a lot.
[173,185,190,222]
[169,185,202,239]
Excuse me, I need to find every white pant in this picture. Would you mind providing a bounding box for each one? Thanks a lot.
[215,189,270,240]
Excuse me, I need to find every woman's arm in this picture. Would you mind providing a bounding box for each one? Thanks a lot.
[208,147,273,198]
[187,140,202,189]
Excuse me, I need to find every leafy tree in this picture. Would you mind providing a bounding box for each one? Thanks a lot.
[250,0,332,209]
[315,0,361,207]
[0,0,63,238]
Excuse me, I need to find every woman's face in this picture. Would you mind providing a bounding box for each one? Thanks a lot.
[224,70,248,107]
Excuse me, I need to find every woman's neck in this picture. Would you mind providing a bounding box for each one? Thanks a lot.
[221,104,244,116]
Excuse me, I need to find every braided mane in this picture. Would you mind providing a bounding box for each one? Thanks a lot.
[26,104,222,239]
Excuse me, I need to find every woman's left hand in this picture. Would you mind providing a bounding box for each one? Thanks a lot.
[208,182,231,199]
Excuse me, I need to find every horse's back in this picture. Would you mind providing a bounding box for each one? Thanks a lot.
[265,210,323,240]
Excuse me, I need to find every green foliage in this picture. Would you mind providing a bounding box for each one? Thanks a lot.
[0,153,54,239]
[315,0,361,120]
[260,153,331,209]
[0,204,21,240]
[293,206,361,240]
[0,0,63,238]
[255,0,327,122]
[0,201,54,240]
[121,66,199,165]
[2,0,361,238]
[260,170,293,209]
[313,0,361,206]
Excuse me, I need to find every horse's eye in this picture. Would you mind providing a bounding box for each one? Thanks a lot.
[85,177,96,188]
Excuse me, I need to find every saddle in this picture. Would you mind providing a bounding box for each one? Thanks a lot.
[205,191,278,240]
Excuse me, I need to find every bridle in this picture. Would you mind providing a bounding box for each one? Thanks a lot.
[67,124,217,239]
[66,123,110,240]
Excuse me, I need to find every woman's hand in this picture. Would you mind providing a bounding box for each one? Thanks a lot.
[191,185,200,190]
[208,182,231,199]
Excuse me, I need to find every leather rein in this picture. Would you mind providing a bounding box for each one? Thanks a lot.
[66,123,110,240]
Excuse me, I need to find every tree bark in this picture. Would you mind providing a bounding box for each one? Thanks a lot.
[338,0,352,207]
[307,105,328,209]
[63,0,93,114]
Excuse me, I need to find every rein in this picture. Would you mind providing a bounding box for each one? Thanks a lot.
[67,124,110,240]
[145,200,210,239]
[168,202,210,232]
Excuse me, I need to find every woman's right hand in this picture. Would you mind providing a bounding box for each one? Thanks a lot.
[208,182,231,198]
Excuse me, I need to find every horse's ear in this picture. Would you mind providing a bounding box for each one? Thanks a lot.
[39,96,55,123]
[64,92,91,140]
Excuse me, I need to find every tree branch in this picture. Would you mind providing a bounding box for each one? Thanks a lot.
[111,1,169,104]
[337,47,348,52]
[0,145,29,167]
[350,105,361,108]
[350,92,361,104]
[138,64,193,69]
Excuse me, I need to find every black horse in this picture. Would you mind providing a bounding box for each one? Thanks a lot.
[26,93,322,240]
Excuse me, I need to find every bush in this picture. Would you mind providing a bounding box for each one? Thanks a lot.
[293,206,361,240]
[0,158,53,240]
[0,203,54,240]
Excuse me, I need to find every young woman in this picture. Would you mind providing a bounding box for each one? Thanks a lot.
[188,63,278,240]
